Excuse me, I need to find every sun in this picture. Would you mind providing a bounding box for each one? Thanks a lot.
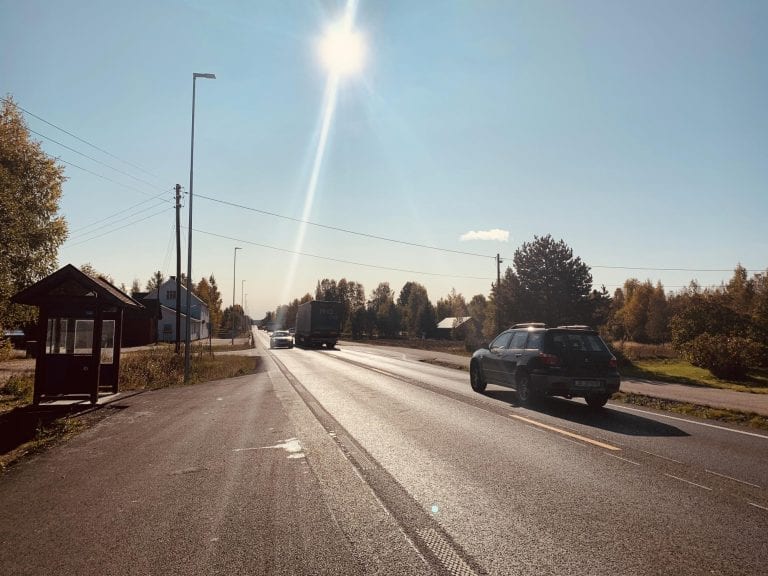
[318,20,366,77]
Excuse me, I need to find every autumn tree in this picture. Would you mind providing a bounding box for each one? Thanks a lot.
[0,97,68,329]
[196,275,223,333]
[130,279,141,296]
[146,270,165,293]
[79,263,114,284]
[436,288,468,321]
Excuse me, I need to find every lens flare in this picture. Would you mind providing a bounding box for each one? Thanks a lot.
[280,0,361,303]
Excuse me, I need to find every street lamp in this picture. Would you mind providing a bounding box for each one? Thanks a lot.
[232,247,241,345]
[185,71,216,382]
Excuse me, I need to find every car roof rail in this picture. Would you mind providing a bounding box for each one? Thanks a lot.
[511,322,546,329]
[555,324,594,330]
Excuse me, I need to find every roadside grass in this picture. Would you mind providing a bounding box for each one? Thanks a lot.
[622,359,768,394]
[614,392,768,431]
[119,347,258,391]
[0,350,260,472]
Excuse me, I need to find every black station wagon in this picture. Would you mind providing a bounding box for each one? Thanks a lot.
[470,324,620,408]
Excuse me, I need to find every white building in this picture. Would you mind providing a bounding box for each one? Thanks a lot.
[145,277,210,342]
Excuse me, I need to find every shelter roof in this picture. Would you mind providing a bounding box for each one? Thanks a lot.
[12,264,144,309]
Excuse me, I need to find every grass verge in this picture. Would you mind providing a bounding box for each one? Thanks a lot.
[622,359,768,394]
[613,392,768,431]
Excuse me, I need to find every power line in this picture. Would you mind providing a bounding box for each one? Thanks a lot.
[192,227,494,281]
[67,207,170,247]
[2,96,161,180]
[70,194,173,234]
[28,127,161,190]
[68,199,171,240]
[56,157,167,199]
[198,195,763,274]
[195,194,494,260]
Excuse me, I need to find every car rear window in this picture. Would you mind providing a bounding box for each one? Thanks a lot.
[547,331,609,354]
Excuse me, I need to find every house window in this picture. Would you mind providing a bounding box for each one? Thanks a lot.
[166,290,176,300]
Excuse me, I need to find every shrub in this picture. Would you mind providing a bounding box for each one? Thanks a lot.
[681,333,764,380]
[0,373,34,402]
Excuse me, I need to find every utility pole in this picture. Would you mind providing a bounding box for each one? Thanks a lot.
[495,253,503,333]
[175,184,182,354]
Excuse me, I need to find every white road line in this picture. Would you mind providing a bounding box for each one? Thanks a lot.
[611,404,768,439]
[705,470,762,489]
[638,449,683,464]
[664,473,713,491]
[748,502,768,511]
[605,453,641,466]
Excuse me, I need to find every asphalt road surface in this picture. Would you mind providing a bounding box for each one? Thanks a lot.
[1,332,766,575]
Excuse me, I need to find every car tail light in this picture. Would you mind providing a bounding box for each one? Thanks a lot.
[539,352,560,366]
[609,356,617,369]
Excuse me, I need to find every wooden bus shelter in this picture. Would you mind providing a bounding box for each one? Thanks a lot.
[12,264,144,405]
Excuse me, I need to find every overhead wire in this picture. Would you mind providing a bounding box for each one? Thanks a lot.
[6,98,760,277]
[67,199,172,241]
[2,96,160,180]
[195,194,494,260]
[192,227,494,281]
[28,127,162,190]
[67,207,171,247]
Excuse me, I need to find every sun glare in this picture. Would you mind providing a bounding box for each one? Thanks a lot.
[319,21,366,77]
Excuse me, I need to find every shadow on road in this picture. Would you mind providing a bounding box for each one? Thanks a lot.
[484,389,689,437]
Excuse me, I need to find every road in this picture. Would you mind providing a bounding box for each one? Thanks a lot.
[1,332,766,575]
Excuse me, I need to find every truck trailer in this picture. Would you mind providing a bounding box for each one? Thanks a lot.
[294,300,343,349]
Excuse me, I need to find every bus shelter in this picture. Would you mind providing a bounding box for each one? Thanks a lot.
[12,264,144,405]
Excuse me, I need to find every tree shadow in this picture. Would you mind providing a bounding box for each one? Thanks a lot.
[483,389,689,437]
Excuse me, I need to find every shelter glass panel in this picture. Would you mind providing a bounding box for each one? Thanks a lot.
[74,320,94,355]
[101,320,115,364]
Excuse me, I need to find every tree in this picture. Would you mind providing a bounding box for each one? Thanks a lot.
[79,263,113,284]
[0,97,68,329]
[436,288,468,321]
[207,275,223,332]
[130,279,142,296]
[368,282,400,338]
[400,282,435,338]
[146,270,165,293]
[513,235,593,326]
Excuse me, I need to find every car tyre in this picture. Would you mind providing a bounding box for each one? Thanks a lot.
[470,362,487,393]
[516,372,537,406]
[585,394,610,409]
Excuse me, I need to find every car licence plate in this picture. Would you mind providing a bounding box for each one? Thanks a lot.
[574,380,603,389]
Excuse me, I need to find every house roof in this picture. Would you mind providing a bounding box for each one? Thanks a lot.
[12,264,144,309]
[436,316,473,330]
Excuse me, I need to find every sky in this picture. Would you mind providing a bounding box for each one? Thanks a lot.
[2,0,767,319]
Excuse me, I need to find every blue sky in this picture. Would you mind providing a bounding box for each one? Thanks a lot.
[2,0,766,318]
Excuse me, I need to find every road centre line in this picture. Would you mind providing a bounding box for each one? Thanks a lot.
[705,470,762,489]
[664,473,713,491]
[610,404,768,439]
[748,502,768,511]
[507,414,621,451]
[326,351,624,454]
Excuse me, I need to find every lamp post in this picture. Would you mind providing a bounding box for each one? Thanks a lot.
[185,71,216,382]
[232,247,241,345]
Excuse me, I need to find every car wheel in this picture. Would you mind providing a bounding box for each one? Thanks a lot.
[516,372,536,406]
[470,362,487,393]
[585,394,610,409]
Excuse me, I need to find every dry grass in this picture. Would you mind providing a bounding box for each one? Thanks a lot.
[614,392,768,431]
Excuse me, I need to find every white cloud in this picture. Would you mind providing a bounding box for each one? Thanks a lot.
[459,229,510,242]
